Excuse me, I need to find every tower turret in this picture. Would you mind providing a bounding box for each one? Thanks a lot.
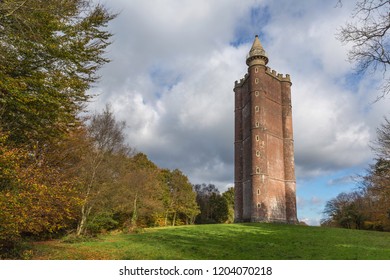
[246,35,269,66]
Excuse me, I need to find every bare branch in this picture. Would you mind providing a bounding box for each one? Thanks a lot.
[1,0,28,18]
[338,0,390,98]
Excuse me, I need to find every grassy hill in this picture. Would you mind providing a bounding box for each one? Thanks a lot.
[30,223,390,260]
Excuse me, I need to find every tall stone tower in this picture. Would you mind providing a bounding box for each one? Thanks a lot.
[234,35,298,223]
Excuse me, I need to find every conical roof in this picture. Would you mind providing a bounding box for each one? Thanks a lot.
[246,35,268,66]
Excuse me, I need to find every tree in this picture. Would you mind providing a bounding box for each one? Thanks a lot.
[0,0,115,146]
[322,117,390,231]
[75,106,131,235]
[0,133,80,254]
[359,123,390,230]
[194,184,229,224]
[360,159,390,230]
[363,117,390,230]
[373,117,390,159]
[222,187,235,223]
[208,192,229,223]
[338,0,390,98]
[321,191,365,229]
[88,105,128,154]
[114,154,164,229]
[161,169,199,226]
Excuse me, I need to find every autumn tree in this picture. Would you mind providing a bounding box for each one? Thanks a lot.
[322,117,390,231]
[359,118,390,230]
[113,153,164,229]
[338,0,390,98]
[0,0,115,146]
[75,106,131,235]
[161,169,199,226]
[0,133,80,255]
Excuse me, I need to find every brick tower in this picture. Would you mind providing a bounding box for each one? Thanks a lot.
[234,35,298,223]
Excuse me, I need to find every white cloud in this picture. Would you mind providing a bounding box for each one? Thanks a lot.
[90,0,390,191]
[299,217,321,226]
[259,0,389,178]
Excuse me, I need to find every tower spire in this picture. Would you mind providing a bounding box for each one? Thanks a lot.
[246,35,269,66]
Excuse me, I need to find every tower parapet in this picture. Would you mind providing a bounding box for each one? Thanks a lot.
[265,67,292,83]
[235,67,291,87]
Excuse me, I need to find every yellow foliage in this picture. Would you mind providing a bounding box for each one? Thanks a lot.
[0,133,80,250]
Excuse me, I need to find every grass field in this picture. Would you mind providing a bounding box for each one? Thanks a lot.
[30,223,390,260]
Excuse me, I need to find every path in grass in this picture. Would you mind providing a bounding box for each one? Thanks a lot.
[31,223,390,260]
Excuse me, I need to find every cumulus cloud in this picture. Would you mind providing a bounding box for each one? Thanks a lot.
[90,0,390,191]
[261,0,389,178]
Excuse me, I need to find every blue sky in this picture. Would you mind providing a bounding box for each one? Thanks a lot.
[90,0,390,225]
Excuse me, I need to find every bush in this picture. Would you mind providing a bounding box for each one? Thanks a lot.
[86,212,118,235]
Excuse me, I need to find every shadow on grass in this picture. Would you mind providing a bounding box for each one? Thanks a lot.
[116,223,310,259]
[31,223,390,260]
[121,223,390,260]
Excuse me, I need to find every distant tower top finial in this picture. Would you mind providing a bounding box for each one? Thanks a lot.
[246,35,269,66]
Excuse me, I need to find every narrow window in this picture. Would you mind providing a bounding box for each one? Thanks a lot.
[257,203,261,208]
[257,189,260,195]
[255,78,259,84]
[255,67,258,73]
[255,106,259,112]
[256,150,260,157]
[255,91,259,97]
[256,135,260,141]
[256,167,260,174]
[255,121,259,127]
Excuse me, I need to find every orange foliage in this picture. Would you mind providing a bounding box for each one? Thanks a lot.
[0,134,80,250]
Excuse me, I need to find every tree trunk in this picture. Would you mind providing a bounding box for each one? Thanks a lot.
[172,211,177,226]
[131,193,138,226]
[77,204,92,236]
[76,155,100,236]
[164,210,169,226]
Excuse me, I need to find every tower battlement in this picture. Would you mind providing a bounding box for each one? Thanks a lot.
[234,36,298,224]
[235,67,291,88]
[265,67,291,83]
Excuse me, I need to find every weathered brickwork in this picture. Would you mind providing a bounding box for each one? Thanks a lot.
[234,36,298,223]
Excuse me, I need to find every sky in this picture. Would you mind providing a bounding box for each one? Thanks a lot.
[89,0,390,225]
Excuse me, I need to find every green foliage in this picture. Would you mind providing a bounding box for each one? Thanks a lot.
[61,234,100,244]
[194,184,229,224]
[321,192,365,230]
[86,212,119,235]
[161,169,200,226]
[208,193,229,223]
[29,223,390,260]
[132,153,158,170]
[223,187,234,223]
[0,0,115,145]
[0,0,116,252]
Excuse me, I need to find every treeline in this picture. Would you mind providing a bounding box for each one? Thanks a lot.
[0,0,201,255]
[0,1,235,258]
[0,0,116,256]
[0,104,201,252]
[321,118,390,231]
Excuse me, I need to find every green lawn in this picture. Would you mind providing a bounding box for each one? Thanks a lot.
[30,223,390,260]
